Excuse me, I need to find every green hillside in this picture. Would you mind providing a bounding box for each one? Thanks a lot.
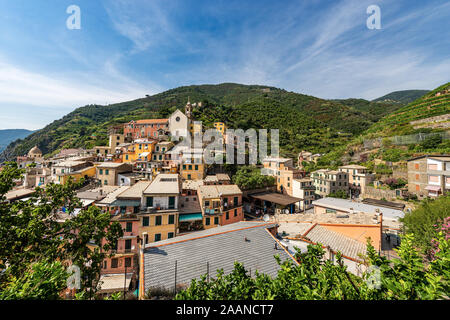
[372,90,430,104]
[331,98,403,121]
[0,83,388,162]
[329,83,450,166]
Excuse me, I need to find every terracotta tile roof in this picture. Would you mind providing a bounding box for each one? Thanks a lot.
[135,119,168,124]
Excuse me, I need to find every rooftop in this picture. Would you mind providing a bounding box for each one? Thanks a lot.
[262,157,292,163]
[53,160,87,168]
[96,186,130,206]
[117,180,151,199]
[144,174,180,195]
[182,179,204,190]
[313,197,404,221]
[339,164,368,170]
[198,184,242,198]
[134,119,168,124]
[284,224,367,261]
[143,222,294,291]
[249,192,301,206]
[96,162,131,169]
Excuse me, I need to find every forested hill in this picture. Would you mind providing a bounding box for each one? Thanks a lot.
[0,83,411,162]
[372,90,430,104]
[322,82,450,167]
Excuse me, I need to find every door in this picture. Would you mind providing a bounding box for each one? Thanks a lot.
[168,196,175,209]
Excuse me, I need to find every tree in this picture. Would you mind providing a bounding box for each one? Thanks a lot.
[0,162,123,299]
[420,134,442,150]
[328,190,348,199]
[401,196,450,258]
[175,234,449,300]
[0,260,68,300]
[232,166,275,191]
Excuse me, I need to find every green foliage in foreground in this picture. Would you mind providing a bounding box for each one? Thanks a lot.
[401,196,450,257]
[175,234,449,300]
[0,162,123,299]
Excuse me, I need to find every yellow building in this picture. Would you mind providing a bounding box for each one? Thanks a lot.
[180,148,206,180]
[122,140,155,163]
[139,210,178,244]
[53,161,97,185]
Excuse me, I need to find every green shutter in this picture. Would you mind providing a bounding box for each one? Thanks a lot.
[146,197,153,207]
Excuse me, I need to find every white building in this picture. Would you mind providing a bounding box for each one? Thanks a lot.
[168,109,189,141]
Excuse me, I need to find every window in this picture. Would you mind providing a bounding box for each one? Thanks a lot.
[168,232,174,239]
[111,258,118,268]
[187,174,191,180]
[155,216,162,226]
[142,217,149,227]
[103,261,107,269]
[183,165,186,170]
[234,209,237,217]
[226,212,229,220]
[120,206,126,214]
[126,222,132,232]
[125,239,132,250]
[154,234,161,242]
[146,197,153,207]
[429,175,439,183]
[125,257,132,267]
[168,215,175,224]
[205,217,210,225]
[104,180,108,185]
[326,208,337,213]
[188,165,192,170]
[205,200,210,207]
[234,197,238,206]
[428,164,438,170]
[126,155,129,160]
[214,217,219,225]
[105,169,109,175]
[195,165,198,170]
[99,169,103,175]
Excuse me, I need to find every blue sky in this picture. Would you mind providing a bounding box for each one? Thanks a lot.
[0,0,448,130]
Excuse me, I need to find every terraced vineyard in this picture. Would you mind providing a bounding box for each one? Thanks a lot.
[365,82,450,138]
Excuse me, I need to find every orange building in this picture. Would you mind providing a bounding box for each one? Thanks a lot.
[124,119,169,140]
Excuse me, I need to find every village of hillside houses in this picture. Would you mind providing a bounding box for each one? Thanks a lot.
[4,100,450,299]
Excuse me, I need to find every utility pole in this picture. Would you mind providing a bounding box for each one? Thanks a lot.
[123,264,127,300]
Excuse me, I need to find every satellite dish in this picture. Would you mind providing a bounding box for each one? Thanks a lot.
[263,214,270,222]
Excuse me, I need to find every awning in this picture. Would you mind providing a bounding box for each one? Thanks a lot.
[425,185,441,192]
[139,152,150,157]
[80,199,95,207]
[179,213,203,222]
[249,192,301,206]
[111,200,141,207]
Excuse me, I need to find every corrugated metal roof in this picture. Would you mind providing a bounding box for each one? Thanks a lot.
[304,225,367,261]
[143,222,293,291]
[313,197,404,221]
